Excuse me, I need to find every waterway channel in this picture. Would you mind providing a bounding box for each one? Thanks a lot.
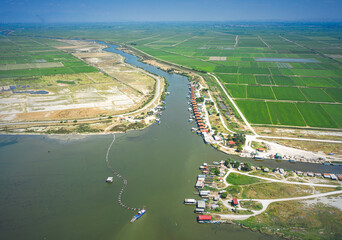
[0,41,341,240]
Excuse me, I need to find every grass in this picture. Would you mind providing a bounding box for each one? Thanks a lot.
[241,182,313,199]
[236,201,342,240]
[225,185,242,198]
[240,201,263,210]
[226,173,260,185]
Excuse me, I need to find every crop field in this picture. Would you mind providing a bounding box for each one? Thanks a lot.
[247,86,275,100]
[2,22,342,128]
[267,102,306,126]
[235,100,272,124]
[300,88,334,102]
[0,35,97,78]
[272,86,306,101]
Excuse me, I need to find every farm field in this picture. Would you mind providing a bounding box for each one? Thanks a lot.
[2,22,342,128]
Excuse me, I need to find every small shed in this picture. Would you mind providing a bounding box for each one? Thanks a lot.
[330,174,337,180]
[200,190,210,196]
[211,204,219,209]
[232,198,238,206]
[323,173,331,179]
[197,200,206,209]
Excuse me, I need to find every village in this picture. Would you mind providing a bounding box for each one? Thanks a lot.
[184,159,342,224]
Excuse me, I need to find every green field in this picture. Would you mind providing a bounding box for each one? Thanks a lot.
[235,100,272,124]
[0,35,98,79]
[272,86,306,101]
[247,86,275,100]
[225,84,247,98]
[296,103,338,128]
[2,22,342,129]
[300,88,335,102]
[267,102,306,126]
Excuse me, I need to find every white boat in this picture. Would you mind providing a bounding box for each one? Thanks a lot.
[106,177,113,183]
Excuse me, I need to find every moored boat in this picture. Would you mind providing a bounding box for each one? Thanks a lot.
[130,209,146,223]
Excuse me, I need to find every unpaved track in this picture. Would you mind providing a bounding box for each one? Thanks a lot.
[219,190,342,220]
[208,73,257,135]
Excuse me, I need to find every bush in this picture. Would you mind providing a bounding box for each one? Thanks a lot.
[221,192,228,198]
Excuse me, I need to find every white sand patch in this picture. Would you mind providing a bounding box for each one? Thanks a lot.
[0,114,17,121]
[209,56,227,61]
[304,194,342,211]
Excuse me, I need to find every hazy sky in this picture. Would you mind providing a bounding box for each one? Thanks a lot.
[1,0,342,23]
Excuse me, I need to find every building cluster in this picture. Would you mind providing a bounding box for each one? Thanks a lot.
[189,85,208,134]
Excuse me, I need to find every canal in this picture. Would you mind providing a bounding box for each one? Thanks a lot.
[0,41,340,240]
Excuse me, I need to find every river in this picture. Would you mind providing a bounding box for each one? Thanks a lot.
[0,41,340,240]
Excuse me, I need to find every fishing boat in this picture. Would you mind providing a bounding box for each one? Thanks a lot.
[130,209,146,223]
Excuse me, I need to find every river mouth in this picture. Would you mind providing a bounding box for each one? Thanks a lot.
[0,40,340,240]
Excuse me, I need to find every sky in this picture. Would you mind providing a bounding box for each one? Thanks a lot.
[1,0,342,23]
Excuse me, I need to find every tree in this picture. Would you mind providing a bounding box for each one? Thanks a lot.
[233,161,240,168]
[233,132,246,145]
[196,97,204,103]
[214,167,220,176]
[237,144,243,152]
[221,192,228,198]
[242,162,252,171]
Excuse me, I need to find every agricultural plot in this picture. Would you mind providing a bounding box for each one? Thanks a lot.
[267,102,306,126]
[272,87,306,101]
[321,104,342,128]
[325,88,342,103]
[235,100,272,124]
[255,75,272,85]
[296,103,338,128]
[225,84,247,98]
[247,86,275,100]
[300,88,335,102]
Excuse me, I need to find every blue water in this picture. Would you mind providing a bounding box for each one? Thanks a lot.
[255,58,320,63]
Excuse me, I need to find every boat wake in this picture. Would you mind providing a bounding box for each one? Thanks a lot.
[106,134,143,212]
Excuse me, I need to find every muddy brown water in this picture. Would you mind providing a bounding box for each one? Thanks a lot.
[0,42,340,240]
